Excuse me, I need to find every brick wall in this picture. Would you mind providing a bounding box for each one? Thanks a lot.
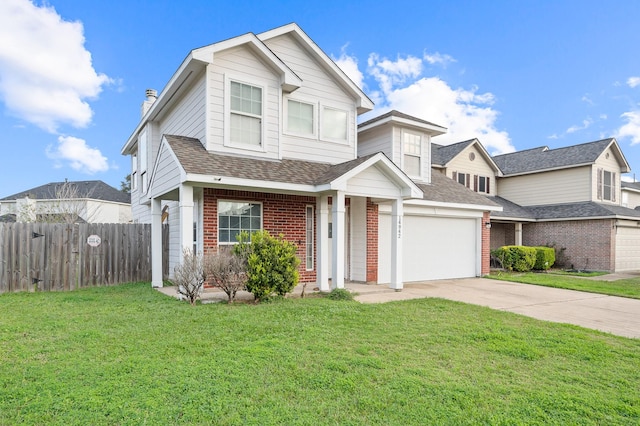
[366,198,378,282]
[482,212,491,275]
[522,219,615,271]
[202,188,317,282]
[490,222,508,249]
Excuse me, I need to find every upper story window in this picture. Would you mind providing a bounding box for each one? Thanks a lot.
[131,154,138,191]
[598,168,616,202]
[403,131,422,177]
[287,99,315,136]
[475,175,490,194]
[321,106,347,142]
[453,171,470,188]
[139,130,148,193]
[218,201,262,244]
[230,81,262,146]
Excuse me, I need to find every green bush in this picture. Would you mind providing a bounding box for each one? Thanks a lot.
[327,288,354,301]
[493,246,537,272]
[233,230,300,302]
[533,246,556,270]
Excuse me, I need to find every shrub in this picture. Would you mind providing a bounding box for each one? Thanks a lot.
[173,248,205,305]
[327,288,354,301]
[204,250,247,303]
[492,246,537,272]
[533,246,556,270]
[233,230,300,302]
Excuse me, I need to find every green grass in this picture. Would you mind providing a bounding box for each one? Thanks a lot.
[489,271,640,299]
[1,283,639,425]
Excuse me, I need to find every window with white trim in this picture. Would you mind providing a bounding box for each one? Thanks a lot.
[321,106,347,141]
[139,130,148,193]
[287,99,315,136]
[218,201,262,244]
[403,131,422,177]
[452,171,470,188]
[230,81,262,146]
[601,169,616,201]
[474,175,490,194]
[305,206,314,270]
[131,154,138,191]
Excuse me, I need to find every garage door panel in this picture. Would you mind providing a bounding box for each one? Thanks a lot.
[616,227,640,271]
[379,214,478,283]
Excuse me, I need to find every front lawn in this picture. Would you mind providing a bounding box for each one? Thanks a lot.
[1,283,639,425]
[489,271,640,299]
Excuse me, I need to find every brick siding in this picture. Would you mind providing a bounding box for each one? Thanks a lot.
[366,198,378,282]
[202,188,317,282]
[482,211,491,275]
[522,219,615,271]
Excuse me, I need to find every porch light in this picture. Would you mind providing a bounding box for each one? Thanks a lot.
[485,222,492,229]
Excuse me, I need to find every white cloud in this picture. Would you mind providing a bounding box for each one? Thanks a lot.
[548,134,559,139]
[365,54,513,154]
[423,51,456,66]
[566,118,593,134]
[581,94,594,105]
[46,136,109,173]
[616,111,640,145]
[333,47,365,89]
[627,77,640,88]
[0,0,111,133]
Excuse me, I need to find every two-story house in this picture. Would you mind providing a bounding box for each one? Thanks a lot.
[442,137,640,272]
[121,24,500,290]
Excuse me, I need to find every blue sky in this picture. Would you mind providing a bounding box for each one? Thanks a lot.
[1,0,640,197]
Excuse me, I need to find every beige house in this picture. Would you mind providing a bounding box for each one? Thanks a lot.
[622,181,640,209]
[441,137,640,272]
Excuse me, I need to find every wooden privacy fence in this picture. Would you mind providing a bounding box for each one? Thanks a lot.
[0,223,168,293]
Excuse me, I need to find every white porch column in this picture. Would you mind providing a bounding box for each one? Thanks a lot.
[179,185,194,254]
[316,195,330,292]
[515,222,523,246]
[151,197,163,288]
[331,191,345,289]
[390,197,404,290]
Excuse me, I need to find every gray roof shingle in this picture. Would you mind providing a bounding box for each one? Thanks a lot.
[622,181,640,191]
[493,138,613,175]
[494,201,640,221]
[431,140,475,166]
[1,180,130,203]
[487,196,536,219]
[417,170,500,207]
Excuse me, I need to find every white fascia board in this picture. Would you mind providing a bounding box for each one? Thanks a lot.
[490,216,536,222]
[330,153,423,199]
[184,173,317,194]
[358,114,447,135]
[535,215,619,222]
[257,23,373,113]
[622,186,640,194]
[147,137,187,200]
[194,33,302,93]
[604,138,631,173]
[405,198,503,212]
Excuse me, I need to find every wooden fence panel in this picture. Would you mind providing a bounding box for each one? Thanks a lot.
[0,223,164,293]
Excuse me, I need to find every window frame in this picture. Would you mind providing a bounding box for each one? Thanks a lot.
[284,97,317,138]
[474,175,490,194]
[224,75,266,152]
[402,129,422,178]
[131,154,138,192]
[217,200,263,245]
[597,168,617,202]
[139,130,148,193]
[320,105,349,144]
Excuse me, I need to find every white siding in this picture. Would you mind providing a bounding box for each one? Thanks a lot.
[159,74,206,143]
[498,166,591,206]
[205,46,280,159]
[264,34,358,164]
[349,197,367,281]
[446,145,497,195]
[150,143,181,198]
[346,166,400,198]
[592,147,624,203]
[358,126,393,159]
[167,201,181,278]
[622,188,640,208]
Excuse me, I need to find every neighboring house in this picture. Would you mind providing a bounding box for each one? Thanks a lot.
[121,23,500,290]
[622,181,640,209]
[445,137,640,272]
[0,180,132,224]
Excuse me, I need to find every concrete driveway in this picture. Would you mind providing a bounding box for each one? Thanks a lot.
[350,278,640,339]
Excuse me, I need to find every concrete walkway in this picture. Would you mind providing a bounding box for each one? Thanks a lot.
[351,278,640,339]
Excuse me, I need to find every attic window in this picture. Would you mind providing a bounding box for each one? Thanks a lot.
[469,152,476,161]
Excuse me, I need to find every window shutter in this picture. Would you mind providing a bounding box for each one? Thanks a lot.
[612,172,616,202]
[597,168,602,200]
[487,177,490,194]
[466,174,470,188]
[474,175,478,192]
[452,171,457,181]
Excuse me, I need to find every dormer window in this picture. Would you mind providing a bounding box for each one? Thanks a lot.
[402,130,422,177]
[598,168,616,202]
[230,81,262,146]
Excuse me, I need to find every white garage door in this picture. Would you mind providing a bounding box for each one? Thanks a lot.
[378,214,478,283]
[615,226,640,271]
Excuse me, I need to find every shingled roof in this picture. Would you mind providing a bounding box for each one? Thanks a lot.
[431,140,475,167]
[416,170,500,207]
[493,138,617,175]
[487,196,536,220]
[622,181,640,191]
[526,201,640,220]
[1,180,130,204]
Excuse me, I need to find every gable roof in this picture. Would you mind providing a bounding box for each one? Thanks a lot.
[622,181,640,192]
[487,196,537,220]
[493,138,630,176]
[1,180,130,204]
[358,110,447,135]
[431,140,474,166]
[415,170,501,208]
